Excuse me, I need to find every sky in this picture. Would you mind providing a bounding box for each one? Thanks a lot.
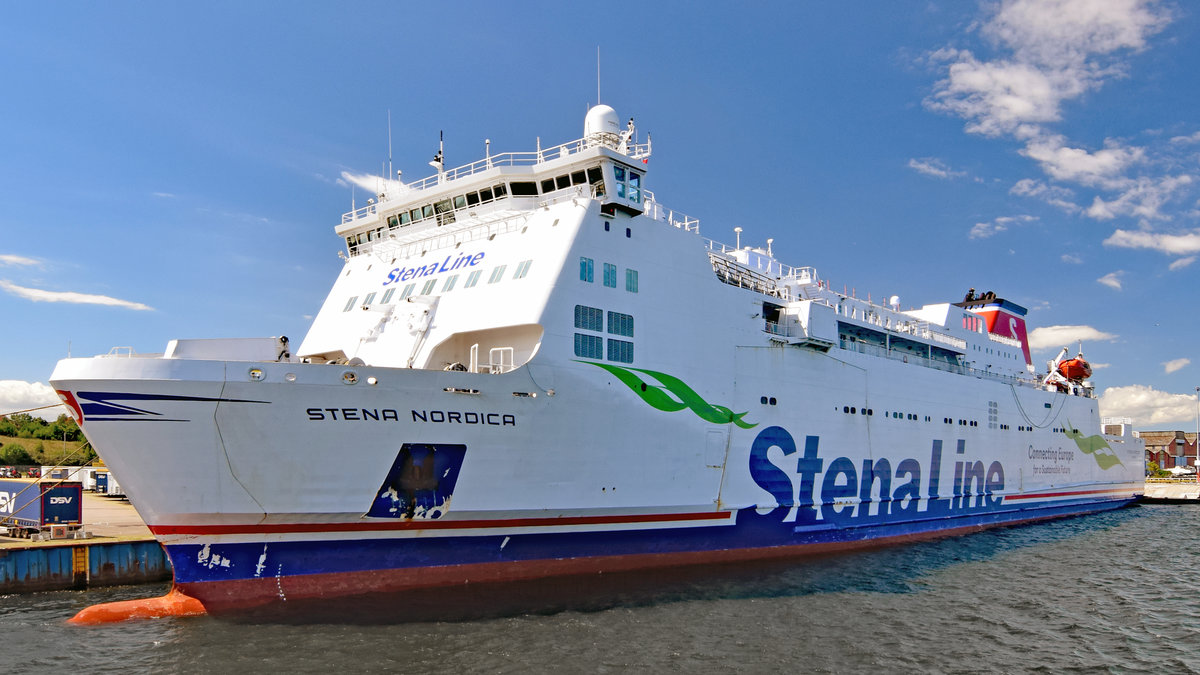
[2,1,1199,430]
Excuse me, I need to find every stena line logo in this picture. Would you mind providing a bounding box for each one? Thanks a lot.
[382,251,485,286]
[748,426,1006,526]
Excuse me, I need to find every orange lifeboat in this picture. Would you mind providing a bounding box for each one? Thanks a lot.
[1058,356,1092,382]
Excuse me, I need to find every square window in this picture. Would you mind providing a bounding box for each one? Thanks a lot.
[453,195,466,209]
[574,305,603,331]
[479,188,493,202]
[541,178,556,193]
[574,333,604,359]
[607,311,633,337]
[555,175,570,190]
[607,339,634,363]
[466,192,480,206]
[399,211,410,225]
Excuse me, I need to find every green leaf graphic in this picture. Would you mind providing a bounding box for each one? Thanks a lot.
[1065,421,1124,470]
[578,361,757,429]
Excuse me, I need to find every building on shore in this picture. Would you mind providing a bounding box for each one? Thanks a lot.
[1135,430,1198,470]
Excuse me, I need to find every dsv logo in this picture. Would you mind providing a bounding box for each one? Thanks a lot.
[49,496,73,505]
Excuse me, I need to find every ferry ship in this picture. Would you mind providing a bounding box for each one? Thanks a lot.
[51,105,1144,620]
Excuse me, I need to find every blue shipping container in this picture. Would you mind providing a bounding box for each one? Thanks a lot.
[0,479,83,529]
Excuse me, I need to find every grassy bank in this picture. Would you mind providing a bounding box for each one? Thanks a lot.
[0,435,96,466]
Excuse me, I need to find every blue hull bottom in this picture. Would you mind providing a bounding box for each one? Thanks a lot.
[164,496,1136,613]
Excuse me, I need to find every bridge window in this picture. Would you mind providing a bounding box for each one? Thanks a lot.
[603,263,617,288]
[510,181,537,197]
[580,257,594,282]
[626,269,638,293]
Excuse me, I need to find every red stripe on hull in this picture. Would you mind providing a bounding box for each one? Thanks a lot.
[1004,487,1136,501]
[149,510,730,536]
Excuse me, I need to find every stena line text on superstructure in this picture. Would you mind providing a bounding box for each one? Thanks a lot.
[748,426,1006,525]
[382,251,485,286]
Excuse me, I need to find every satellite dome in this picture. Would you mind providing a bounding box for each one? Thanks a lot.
[584,104,620,138]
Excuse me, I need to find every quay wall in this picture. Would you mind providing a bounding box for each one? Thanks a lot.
[0,539,170,594]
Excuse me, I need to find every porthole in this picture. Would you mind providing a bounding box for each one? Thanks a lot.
[342,371,358,385]
[248,368,265,382]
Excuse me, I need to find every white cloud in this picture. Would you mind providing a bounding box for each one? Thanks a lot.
[1164,358,1190,374]
[985,0,1170,66]
[1020,135,1143,188]
[908,157,965,179]
[1085,174,1195,220]
[1099,384,1196,426]
[969,214,1036,239]
[927,50,1065,137]
[1169,131,1200,144]
[1027,324,1118,351]
[0,380,66,421]
[1103,228,1200,254]
[0,280,153,311]
[1061,253,1083,264]
[1169,256,1195,270]
[0,254,39,267]
[1097,271,1124,290]
[1011,178,1080,212]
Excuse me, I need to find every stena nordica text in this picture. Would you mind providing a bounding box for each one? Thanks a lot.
[52,104,1144,621]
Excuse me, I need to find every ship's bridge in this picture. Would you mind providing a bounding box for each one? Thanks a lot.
[337,105,656,258]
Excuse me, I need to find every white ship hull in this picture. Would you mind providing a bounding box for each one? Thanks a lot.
[52,105,1143,617]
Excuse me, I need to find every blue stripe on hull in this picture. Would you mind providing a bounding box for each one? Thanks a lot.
[166,497,1135,585]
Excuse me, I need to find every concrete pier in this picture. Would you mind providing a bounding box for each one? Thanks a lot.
[0,492,170,594]
[1142,481,1200,503]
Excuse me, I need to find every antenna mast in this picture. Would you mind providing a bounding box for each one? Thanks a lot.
[596,46,601,104]
[387,109,393,180]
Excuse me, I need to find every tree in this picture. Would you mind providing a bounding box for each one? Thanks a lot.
[0,442,36,466]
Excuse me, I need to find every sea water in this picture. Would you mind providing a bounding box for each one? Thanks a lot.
[4,503,1198,673]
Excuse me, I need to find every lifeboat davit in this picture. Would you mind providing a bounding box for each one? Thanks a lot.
[1058,356,1092,382]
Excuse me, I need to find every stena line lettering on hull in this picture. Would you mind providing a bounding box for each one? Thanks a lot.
[748,427,1005,526]
[51,102,1143,623]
